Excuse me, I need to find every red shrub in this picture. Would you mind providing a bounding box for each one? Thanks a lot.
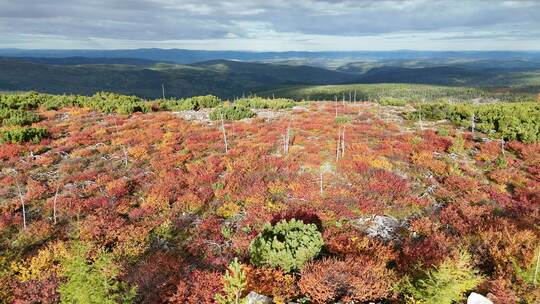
[299,257,396,304]
[11,275,60,304]
[169,270,223,304]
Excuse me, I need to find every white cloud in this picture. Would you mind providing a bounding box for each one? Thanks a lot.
[0,0,539,50]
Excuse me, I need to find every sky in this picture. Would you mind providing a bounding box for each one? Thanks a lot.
[1,0,539,51]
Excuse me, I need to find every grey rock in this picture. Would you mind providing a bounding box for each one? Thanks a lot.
[247,291,272,304]
[353,215,402,242]
[467,292,493,304]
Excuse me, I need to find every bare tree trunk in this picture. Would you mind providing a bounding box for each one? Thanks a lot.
[335,96,338,117]
[221,113,228,153]
[284,124,290,155]
[122,145,129,167]
[341,127,345,158]
[354,90,357,102]
[471,112,475,136]
[319,171,323,195]
[53,181,61,225]
[336,127,341,161]
[15,180,26,230]
[114,119,129,167]
[501,139,505,157]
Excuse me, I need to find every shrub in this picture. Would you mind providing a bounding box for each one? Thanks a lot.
[0,127,48,143]
[0,109,40,127]
[399,251,483,304]
[379,97,407,106]
[160,95,221,111]
[236,97,295,110]
[246,266,299,302]
[59,242,136,304]
[210,105,256,121]
[81,92,150,114]
[215,258,248,304]
[191,95,221,109]
[248,219,324,272]
[299,257,396,304]
[408,102,540,142]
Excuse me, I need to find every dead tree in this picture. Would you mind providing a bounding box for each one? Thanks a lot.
[52,180,62,225]
[114,119,129,167]
[221,113,228,153]
[16,179,27,230]
[335,96,338,117]
[471,112,475,137]
[341,127,345,158]
[336,128,341,161]
[8,171,28,231]
[283,117,291,155]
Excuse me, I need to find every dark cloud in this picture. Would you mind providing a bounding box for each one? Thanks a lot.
[0,0,539,50]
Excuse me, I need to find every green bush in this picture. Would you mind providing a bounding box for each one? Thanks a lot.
[0,127,48,143]
[236,97,295,110]
[215,258,248,304]
[0,109,40,126]
[191,95,221,109]
[59,242,136,304]
[249,219,324,272]
[378,97,407,106]
[408,102,540,142]
[41,95,79,110]
[0,91,48,110]
[159,95,221,111]
[399,251,483,304]
[210,105,256,121]
[80,92,150,114]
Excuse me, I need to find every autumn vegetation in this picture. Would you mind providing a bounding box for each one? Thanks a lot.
[0,91,539,303]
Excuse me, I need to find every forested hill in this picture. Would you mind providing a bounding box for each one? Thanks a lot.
[0,58,359,98]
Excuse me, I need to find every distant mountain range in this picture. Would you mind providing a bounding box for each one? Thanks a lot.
[2,48,540,64]
[0,58,360,98]
[1,49,539,98]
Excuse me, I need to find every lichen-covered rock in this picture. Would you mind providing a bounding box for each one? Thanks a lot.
[247,291,272,304]
[353,215,402,242]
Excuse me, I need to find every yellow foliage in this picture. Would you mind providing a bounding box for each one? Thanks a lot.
[159,131,176,148]
[176,192,203,212]
[265,200,286,213]
[216,202,241,218]
[268,180,288,196]
[244,194,266,206]
[142,193,170,212]
[11,242,69,282]
[127,146,147,160]
[411,151,448,175]
[371,157,393,170]
[352,155,393,170]
[112,226,150,260]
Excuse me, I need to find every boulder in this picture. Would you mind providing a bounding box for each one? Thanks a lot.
[467,292,493,304]
[353,215,401,242]
[247,291,272,304]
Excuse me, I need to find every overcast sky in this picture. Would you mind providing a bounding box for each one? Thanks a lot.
[1,0,539,51]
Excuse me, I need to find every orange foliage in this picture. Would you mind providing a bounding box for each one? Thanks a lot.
[299,257,396,304]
